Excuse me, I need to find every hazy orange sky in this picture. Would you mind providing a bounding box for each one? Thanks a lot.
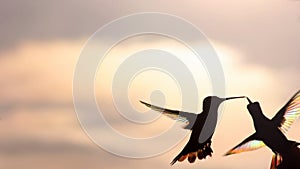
[0,1,299,169]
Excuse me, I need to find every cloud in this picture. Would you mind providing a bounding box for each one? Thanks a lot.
[1,0,299,72]
[0,35,299,169]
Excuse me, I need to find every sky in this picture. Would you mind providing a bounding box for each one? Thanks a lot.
[0,0,300,169]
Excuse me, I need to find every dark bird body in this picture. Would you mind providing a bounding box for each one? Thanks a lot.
[247,102,294,154]
[141,96,244,165]
[225,91,300,169]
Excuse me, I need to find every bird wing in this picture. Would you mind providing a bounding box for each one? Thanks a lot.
[271,90,300,133]
[140,101,197,130]
[224,133,265,156]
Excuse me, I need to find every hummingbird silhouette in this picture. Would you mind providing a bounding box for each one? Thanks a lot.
[140,95,245,165]
[225,90,300,169]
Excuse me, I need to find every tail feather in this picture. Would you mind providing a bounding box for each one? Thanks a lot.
[170,141,213,165]
[178,154,188,162]
[270,153,282,169]
[188,152,197,163]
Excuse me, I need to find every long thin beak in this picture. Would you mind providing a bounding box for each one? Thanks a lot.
[246,97,253,103]
[225,96,246,100]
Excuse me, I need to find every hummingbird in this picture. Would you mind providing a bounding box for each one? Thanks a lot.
[140,95,245,165]
[225,90,300,169]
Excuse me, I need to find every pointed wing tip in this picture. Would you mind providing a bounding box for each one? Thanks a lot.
[223,150,234,156]
[170,160,176,165]
[223,151,233,156]
[139,100,151,107]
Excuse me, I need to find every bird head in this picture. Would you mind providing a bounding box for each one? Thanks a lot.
[203,96,245,110]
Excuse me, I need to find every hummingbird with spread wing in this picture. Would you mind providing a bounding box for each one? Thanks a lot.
[225,90,300,169]
[140,96,245,165]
